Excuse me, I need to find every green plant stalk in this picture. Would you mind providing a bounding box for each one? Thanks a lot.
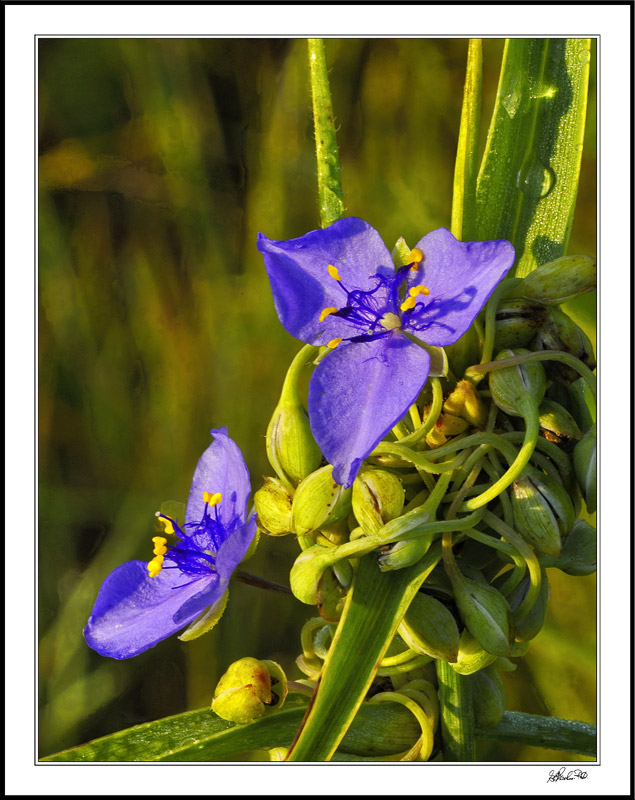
[394,378,444,447]
[307,39,346,228]
[451,39,482,241]
[436,660,475,761]
[286,545,442,761]
[476,277,523,374]
[464,402,539,510]
[376,655,433,677]
[501,431,575,488]
[421,431,518,464]
[465,350,597,405]
[484,511,542,621]
[372,441,463,474]
[477,711,596,758]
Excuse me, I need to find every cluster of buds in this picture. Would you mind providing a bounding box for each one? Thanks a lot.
[243,252,596,760]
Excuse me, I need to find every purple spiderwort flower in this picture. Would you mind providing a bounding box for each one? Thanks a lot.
[84,428,256,659]
[257,217,515,488]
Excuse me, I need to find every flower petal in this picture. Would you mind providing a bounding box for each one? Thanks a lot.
[83,561,216,659]
[308,333,431,488]
[186,428,251,529]
[173,516,257,624]
[406,228,515,347]
[257,217,395,345]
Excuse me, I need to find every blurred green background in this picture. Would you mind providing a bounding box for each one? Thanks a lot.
[38,38,596,760]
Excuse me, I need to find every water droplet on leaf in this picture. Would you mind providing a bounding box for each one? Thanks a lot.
[516,160,556,199]
[577,47,590,65]
[502,88,521,118]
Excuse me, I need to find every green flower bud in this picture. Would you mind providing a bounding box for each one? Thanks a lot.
[253,477,293,536]
[212,657,272,723]
[573,424,597,514]
[543,518,596,576]
[352,468,405,535]
[490,348,546,417]
[443,380,488,428]
[377,534,435,571]
[532,307,595,385]
[399,592,460,662]
[538,398,582,445]
[472,666,506,728]
[508,568,550,642]
[444,325,481,379]
[292,465,353,537]
[494,298,547,350]
[509,254,596,306]
[450,631,498,675]
[453,577,511,657]
[267,403,322,486]
[565,378,595,434]
[511,471,575,558]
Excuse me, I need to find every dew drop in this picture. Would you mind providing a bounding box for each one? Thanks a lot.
[501,88,521,118]
[577,47,590,65]
[516,160,556,199]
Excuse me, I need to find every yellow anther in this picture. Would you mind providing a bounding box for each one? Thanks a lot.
[203,491,223,506]
[327,264,342,281]
[147,554,164,578]
[152,536,167,556]
[400,296,417,312]
[409,248,423,270]
[409,284,431,297]
[156,514,175,535]
[319,306,339,322]
[327,337,343,349]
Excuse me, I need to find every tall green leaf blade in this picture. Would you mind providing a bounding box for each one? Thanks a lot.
[286,545,442,761]
[475,38,591,276]
[451,39,482,241]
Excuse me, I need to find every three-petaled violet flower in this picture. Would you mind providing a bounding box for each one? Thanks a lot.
[257,217,515,488]
[84,428,256,659]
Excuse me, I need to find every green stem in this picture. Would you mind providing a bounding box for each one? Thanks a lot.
[307,39,345,228]
[476,711,596,758]
[466,350,597,405]
[484,511,542,621]
[500,430,576,488]
[377,655,433,677]
[421,431,518,464]
[436,661,475,761]
[372,442,464,474]
[287,681,316,698]
[464,407,539,510]
[395,378,444,446]
[476,278,523,375]
[451,39,482,241]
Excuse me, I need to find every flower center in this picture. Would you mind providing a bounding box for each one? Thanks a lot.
[149,491,225,579]
[318,261,431,346]
[379,312,402,331]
